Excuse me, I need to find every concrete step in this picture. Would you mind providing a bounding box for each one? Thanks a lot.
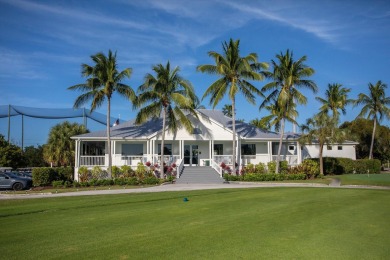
[176,166,224,184]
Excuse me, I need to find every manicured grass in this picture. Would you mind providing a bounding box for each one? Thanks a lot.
[329,173,390,186]
[1,188,389,259]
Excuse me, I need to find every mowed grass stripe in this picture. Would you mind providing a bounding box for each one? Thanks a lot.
[1,188,389,259]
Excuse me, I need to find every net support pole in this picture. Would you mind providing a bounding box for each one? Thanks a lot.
[83,108,87,128]
[22,114,24,151]
[7,104,10,144]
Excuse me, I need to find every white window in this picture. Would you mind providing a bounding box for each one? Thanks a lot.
[241,144,256,155]
[327,146,332,150]
[288,145,295,151]
[338,146,343,150]
[122,144,143,155]
[158,144,172,155]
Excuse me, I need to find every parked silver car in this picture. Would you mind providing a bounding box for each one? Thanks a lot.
[0,172,32,190]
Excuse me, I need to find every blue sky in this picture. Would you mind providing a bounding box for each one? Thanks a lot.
[1,0,390,146]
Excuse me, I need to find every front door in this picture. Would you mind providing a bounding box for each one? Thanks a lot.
[184,145,199,166]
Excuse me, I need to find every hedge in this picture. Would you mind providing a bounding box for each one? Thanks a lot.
[32,167,74,186]
[310,157,381,175]
[223,173,306,182]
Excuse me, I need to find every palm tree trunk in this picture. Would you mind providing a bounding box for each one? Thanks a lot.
[319,143,324,176]
[232,98,236,175]
[276,117,285,174]
[369,117,376,159]
[160,107,166,179]
[107,98,112,178]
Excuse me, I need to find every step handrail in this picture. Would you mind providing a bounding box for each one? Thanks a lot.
[177,158,184,178]
[211,160,223,178]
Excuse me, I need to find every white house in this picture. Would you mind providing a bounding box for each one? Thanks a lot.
[71,109,357,180]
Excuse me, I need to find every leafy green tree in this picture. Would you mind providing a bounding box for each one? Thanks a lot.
[24,145,47,167]
[135,61,197,178]
[43,121,88,166]
[340,118,390,162]
[197,39,267,170]
[0,134,25,169]
[68,50,136,176]
[354,81,390,159]
[261,49,317,173]
[300,113,345,175]
[316,83,352,122]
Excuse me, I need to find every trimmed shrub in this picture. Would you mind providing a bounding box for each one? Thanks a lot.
[52,180,64,188]
[143,176,160,185]
[56,167,73,181]
[112,166,122,178]
[32,167,58,186]
[267,161,288,174]
[289,160,320,179]
[78,166,90,183]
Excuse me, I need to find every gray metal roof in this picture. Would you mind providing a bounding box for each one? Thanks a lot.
[197,109,281,139]
[73,109,281,140]
[73,118,164,139]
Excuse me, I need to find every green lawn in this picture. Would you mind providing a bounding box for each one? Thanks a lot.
[329,173,390,186]
[1,188,389,259]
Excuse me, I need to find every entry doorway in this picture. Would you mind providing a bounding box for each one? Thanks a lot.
[184,144,199,166]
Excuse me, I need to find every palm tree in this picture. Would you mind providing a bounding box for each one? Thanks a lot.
[261,100,298,133]
[197,38,267,170]
[249,118,271,130]
[300,113,345,175]
[68,50,136,177]
[135,61,197,178]
[354,81,390,159]
[192,96,206,109]
[261,49,317,173]
[316,83,352,121]
[222,104,233,117]
[43,121,88,166]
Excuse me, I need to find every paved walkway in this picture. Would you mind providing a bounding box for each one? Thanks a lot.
[1,182,389,200]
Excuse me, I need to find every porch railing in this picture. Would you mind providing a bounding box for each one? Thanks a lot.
[114,155,148,166]
[241,154,269,165]
[80,156,106,166]
[272,155,298,165]
[213,155,233,165]
[153,155,180,165]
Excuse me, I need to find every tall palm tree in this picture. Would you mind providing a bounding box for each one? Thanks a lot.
[68,50,135,177]
[354,81,390,159]
[261,49,317,173]
[300,113,345,175]
[43,121,88,167]
[261,100,298,133]
[135,61,197,178]
[222,104,233,117]
[316,83,352,121]
[249,118,271,130]
[192,96,206,109]
[197,38,268,170]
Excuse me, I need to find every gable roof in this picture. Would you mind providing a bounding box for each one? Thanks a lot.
[72,109,280,140]
[197,109,280,139]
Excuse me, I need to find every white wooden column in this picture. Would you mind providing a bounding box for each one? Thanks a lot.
[146,140,150,162]
[268,141,272,162]
[237,138,241,167]
[75,140,79,168]
[297,141,301,164]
